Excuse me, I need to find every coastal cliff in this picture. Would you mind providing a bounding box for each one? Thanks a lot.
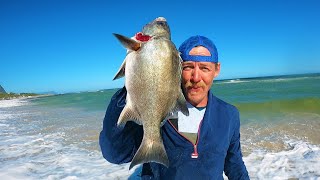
[0,85,6,93]
[0,85,40,100]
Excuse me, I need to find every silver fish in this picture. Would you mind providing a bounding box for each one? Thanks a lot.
[113,17,189,169]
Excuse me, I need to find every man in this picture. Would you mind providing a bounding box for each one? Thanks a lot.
[100,35,249,179]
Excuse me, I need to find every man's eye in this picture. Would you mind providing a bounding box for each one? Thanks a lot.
[183,66,193,70]
[200,67,210,72]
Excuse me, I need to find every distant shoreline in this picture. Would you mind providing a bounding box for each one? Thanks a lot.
[0,94,53,101]
[2,72,319,96]
[216,72,320,82]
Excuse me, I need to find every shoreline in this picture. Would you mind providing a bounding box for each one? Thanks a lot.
[0,94,54,101]
[0,95,54,108]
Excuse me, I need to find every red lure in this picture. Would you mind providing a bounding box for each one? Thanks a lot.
[135,32,151,42]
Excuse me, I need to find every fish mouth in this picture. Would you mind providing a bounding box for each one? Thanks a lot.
[151,17,168,27]
[155,17,166,22]
[142,17,171,39]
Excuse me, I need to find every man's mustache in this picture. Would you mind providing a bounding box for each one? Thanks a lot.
[184,81,206,89]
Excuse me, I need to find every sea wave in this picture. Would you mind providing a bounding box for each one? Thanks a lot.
[0,99,29,108]
[241,111,320,154]
[244,140,320,179]
[236,97,320,115]
[253,75,319,83]
[217,74,319,85]
[216,79,250,84]
[0,104,138,180]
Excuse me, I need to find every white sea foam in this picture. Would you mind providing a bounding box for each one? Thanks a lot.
[255,76,315,83]
[0,125,139,180]
[217,79,250,84]
[0,99,29,108]
[0,101,140,180]
[217,75,316,85]
[244,140,320,179]
[0,113,17,121]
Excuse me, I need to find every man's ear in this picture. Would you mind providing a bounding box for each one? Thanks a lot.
[214,63,221,78]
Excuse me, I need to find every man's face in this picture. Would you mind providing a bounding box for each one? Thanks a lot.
[181,46,220,107]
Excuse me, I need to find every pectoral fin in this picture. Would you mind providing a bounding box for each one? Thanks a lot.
[165,111,178,120]
[117,105,142,127]
[113,33,141,51]
[113,59,126,80]
[161,111,178,126]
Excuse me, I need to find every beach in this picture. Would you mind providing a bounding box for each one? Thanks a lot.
[0,73,320,179]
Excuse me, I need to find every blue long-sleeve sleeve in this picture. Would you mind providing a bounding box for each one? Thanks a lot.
[224,109,250,180]
[99,87,143,164]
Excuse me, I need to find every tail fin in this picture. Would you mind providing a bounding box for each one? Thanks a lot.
[129,137,169,169]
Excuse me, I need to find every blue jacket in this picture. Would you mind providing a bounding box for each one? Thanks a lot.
[99,87,249,179]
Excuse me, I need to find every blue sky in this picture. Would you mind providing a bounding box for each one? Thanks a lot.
[1,0,319,93]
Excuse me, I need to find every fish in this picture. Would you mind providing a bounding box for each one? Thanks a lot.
[112,17,189,169]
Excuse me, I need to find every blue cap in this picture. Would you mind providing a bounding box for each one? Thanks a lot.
[179,35,218,63]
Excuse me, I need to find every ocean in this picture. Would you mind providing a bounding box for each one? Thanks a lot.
[0,73,319,179]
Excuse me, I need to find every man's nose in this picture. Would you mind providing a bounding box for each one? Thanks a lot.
[191,67,201,83]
